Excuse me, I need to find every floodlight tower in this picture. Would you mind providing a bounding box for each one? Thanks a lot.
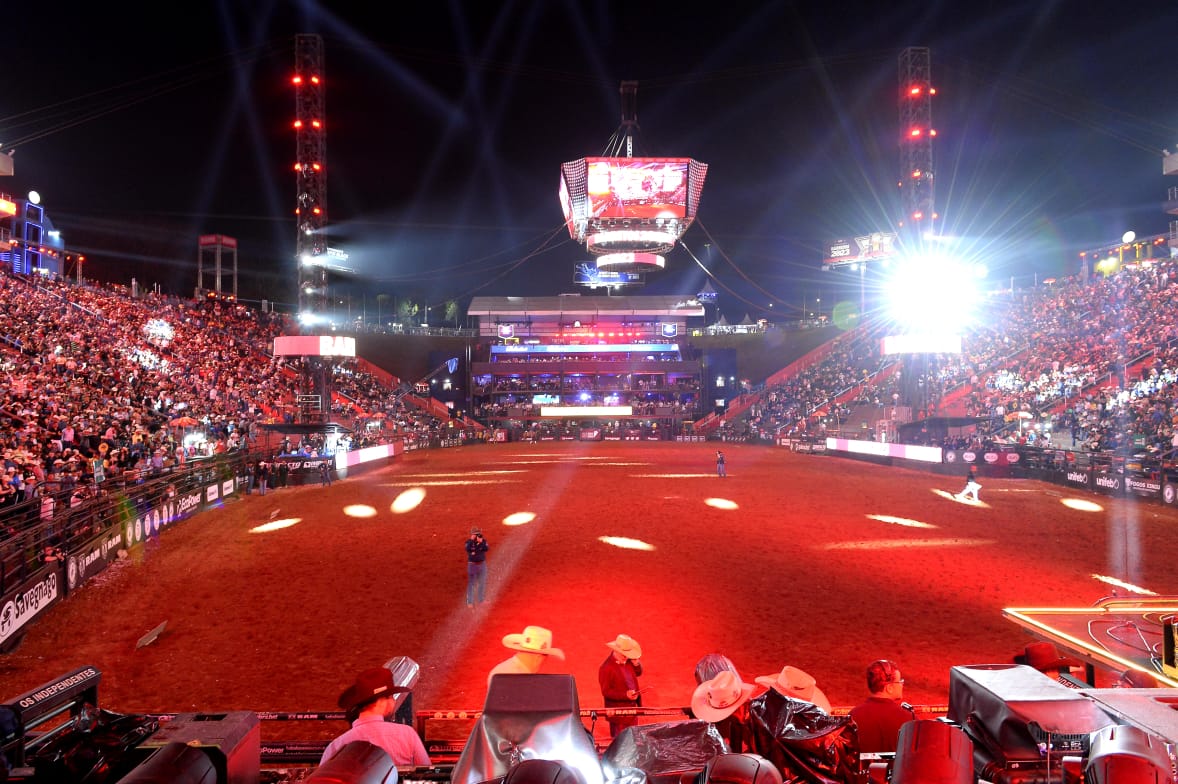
[898,47,936,241]
[294,33,328,323]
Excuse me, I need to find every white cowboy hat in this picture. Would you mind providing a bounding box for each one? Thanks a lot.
[692,670,754,722]
[502,625,565,660]
[754,665,831,712]
[606,634,642,659]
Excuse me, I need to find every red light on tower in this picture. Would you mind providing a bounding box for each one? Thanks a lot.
[929,128,937,137]
[909,127,923,138]
[311,119,322,129]
[292,75,303,86]
[293,119,303,130]
[310,75,321,85]
[908,86,922,96]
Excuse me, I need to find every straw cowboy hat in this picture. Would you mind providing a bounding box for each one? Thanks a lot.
[1018,641,1080,672]
[502,625,565,660]
[755,666,832,712]
[692,670,755,722]
[606,634,642,659]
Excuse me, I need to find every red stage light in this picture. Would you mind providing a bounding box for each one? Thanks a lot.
[909,86,922,96]
[310,75,321,85]
[311,120,322,129]
[293,120,303,129]
[929,129,938,137]
[909,128,922,137]
[292,75,303,86]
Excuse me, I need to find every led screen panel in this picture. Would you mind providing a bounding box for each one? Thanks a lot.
[585,158,689,220]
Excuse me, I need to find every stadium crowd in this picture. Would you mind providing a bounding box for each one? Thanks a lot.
[0,270,449,524]
[732,256,1178,463]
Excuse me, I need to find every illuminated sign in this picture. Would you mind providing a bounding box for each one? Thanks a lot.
[541,406,634,417]
[272,335,356,357]
[0,198,16,216]
[823,232,898,267]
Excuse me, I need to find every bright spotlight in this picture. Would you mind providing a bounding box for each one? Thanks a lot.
[344,505,377,518]
[250,517,301,533]
[1062,498,1103,512]
[391,487,426,514]
[883,254,983,332]
[705,498,739,510]
[503,512,535,526]
[598,536,655,551]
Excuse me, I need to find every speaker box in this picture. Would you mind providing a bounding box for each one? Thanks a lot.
[117,741,217,784]
[306,740,395,784]
[451,675,602,784]
[948,664,1112,765]
[140,712,260,784]
[1085,724,1171,784]
[890,720,973,784]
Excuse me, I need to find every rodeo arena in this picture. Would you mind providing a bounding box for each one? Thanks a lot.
[6,39,1178,784]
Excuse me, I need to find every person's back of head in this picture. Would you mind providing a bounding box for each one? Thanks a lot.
[866,659,902,696]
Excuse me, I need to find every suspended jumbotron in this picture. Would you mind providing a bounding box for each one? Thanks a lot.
[560,82,707,287]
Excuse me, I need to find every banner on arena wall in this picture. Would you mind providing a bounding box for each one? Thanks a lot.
[1091,471,1125,497]
[1124,475,1162,500]
[0,568,62,650]
[66,528,126,595]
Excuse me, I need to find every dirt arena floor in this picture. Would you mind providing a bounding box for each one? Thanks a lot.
[3,441,1176,744]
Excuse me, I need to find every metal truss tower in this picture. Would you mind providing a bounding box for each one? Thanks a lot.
[294,33,328,320]
[898,47,936,237]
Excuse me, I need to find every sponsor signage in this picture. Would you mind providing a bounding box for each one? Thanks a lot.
[0,571,60,647]
[1093,473,1123,495]
[273,335,357,358]
[1125,475,1161,498]
[10,665,101,713]
[66,530,125,594]
[1065,469,1090,486]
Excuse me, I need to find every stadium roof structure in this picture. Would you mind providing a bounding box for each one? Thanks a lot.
[467,294,704,319]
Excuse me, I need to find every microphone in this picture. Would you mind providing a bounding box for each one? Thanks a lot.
[901,702,916,715]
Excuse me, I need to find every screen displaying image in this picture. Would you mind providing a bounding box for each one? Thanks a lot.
[585,158,689,220]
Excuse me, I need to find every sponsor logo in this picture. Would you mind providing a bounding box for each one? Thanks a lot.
[1165,484,1177,504]
[67,558,79,591]
[945,452,957,463]
[177,492,202,515]
[983,452,999,464]
[1067,471,1089,484]
[16,666,101,709]
[1007,453,1020,464]
[962,452,977,462]
[1095,475,1120,490]
[0,574,59,645]
[1125,476,1161,493]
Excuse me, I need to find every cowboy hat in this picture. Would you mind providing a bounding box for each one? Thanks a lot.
[1018,641,1080,672]
[606,634,642,659]
[502,625,565,659]
[755,666,831,712]
[337,667,409,716]
[692,670,755,722]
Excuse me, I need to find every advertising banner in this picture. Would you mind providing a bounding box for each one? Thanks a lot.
[0,568,62,650]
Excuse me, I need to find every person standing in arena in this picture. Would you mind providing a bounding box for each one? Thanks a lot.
[465,527,489,606]
[955,464,981,502]
[716,450,727,478]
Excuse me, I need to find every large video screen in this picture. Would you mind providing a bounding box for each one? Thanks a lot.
[585,158,688,220]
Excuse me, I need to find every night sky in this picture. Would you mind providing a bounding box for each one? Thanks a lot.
[3,1,1176,322]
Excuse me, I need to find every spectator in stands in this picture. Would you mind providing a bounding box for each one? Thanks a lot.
[754,665,831,713]
[320,667,431,768]
[598,633,644,738]
[849,659,913,753]
[488,625,564,686]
